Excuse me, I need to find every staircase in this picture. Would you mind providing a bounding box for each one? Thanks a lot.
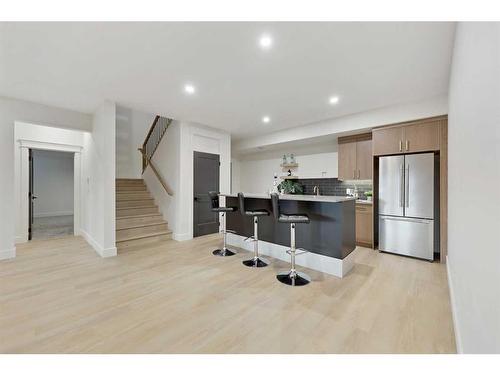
[116,178,172,250]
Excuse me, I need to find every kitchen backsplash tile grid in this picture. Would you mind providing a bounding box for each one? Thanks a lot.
[298,178,372,198]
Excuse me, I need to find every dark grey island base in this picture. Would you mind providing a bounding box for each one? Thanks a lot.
[222,193,357,278]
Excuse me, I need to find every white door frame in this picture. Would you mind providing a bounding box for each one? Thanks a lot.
[17,139,82,243]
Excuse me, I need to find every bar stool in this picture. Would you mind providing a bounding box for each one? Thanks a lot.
[238,192,270,268]
[271,193,311,286]
[208,191,237,257]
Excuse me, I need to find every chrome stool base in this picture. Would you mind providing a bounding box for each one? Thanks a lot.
[213,248,236,257]
[242,257,268,268]
[276,270,311,286]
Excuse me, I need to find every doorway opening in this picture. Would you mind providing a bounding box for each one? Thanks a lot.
[193,151,220,237]
[29,149,75,241]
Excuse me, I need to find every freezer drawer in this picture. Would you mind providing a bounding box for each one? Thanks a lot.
[379,216,434,260]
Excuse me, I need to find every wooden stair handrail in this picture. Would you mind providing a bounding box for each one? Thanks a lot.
[142,115,160,153]
[139,148,174,196]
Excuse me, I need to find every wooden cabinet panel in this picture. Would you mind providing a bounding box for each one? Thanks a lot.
[404,121,440,152]
[356,204,373,247]
[356,139,372,180]
[338,141,356,180]
[372,127,404,156]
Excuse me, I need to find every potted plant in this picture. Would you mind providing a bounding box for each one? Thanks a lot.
[278,180,303,195]
[364,190,373,201]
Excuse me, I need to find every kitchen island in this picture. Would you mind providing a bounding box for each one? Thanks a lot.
[221,193,357,278]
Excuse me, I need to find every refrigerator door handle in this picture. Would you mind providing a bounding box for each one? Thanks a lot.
[380,216,432,224]
[399,164,404,207]
[405,164,410,208]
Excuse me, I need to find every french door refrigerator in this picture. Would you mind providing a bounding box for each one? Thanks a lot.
[378,153,435,261]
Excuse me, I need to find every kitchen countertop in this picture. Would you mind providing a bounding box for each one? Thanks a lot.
[221,193,355,203]
[356,199,373,205]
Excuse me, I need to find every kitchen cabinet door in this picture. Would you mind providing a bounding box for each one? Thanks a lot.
[356,204,373,248]
[372,126,404,156]
[338,141,357,180]
[356,138,373,180]
[404,121,440,153]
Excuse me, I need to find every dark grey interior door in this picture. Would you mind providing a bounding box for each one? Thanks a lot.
[193,151,220,237]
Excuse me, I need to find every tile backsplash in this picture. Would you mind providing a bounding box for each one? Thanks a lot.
[298,178,372,199]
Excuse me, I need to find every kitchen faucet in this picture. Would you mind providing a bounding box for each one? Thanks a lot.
[313,186,320,196]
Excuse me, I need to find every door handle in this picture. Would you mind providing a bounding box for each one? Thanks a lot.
[400,164,404,207]
[32,195,38,200]
[405,165,410,208]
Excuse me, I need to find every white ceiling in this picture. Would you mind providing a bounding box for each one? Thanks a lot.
[0,22,455,139]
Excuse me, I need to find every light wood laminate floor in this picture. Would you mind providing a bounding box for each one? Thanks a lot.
[0,235,456,353]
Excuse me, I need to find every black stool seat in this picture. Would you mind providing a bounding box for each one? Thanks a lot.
[213,206,237,213]
[277,213,310,224]
[244,209,269,216]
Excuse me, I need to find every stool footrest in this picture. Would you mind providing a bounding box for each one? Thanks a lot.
[244,236,256,242]
[286,248,308,256]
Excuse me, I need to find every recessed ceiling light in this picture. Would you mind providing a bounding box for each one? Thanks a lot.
[262,116,271,124]
[259,35,273,49]
[184,84,196,95]
[329,96,340,105]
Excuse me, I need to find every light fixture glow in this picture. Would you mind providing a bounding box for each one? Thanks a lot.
[262,116,271,124]
[329,96,340,105]
[259,35,273,49]
[184,84,196,94]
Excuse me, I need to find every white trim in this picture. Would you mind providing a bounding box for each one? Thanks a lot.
[446,256,463,353]
[18,139,83,153]
[226,233,356,278]
[0,247,16,261]
[34,211,74,218]
[173,232,192,241]
[80,230,117,258]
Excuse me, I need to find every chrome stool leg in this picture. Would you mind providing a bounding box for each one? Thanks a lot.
[277,223,311,286]
[242,216,268,267]
[213,212,236,257]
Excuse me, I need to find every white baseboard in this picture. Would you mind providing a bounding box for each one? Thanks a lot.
[0,247,16,260]
[446,256,463,353]
[226,233,356,278]
[34,211,74,218]
[80,229,117,258]
[173,232,192,241]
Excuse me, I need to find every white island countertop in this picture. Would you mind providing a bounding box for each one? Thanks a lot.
[221,193,355,203]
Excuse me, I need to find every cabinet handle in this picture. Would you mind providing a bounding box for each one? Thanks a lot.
[353,170,355,179]
[405,140,409,151]
[358,170,360,179]
[399,140,403,152]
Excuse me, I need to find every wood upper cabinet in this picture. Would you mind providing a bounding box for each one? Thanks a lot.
[338,133,373,181]
[356,203,373,248]
[338,141,357,180]
[356,139,373,180]
[404,121,441,152]
[372,116,443,156]
[372,126,404,155]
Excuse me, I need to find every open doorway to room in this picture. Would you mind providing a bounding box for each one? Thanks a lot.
[29,149,75,241]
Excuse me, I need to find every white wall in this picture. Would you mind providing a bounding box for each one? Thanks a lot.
[116,106,156,179]
[81,101,117,257]
[447,22,500,353]
[33,150,74,217]
[144,120,231,241]
[236,142,338,194]
[0,96,91,260]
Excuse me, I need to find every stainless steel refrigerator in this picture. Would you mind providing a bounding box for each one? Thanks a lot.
[378,153,436,261]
